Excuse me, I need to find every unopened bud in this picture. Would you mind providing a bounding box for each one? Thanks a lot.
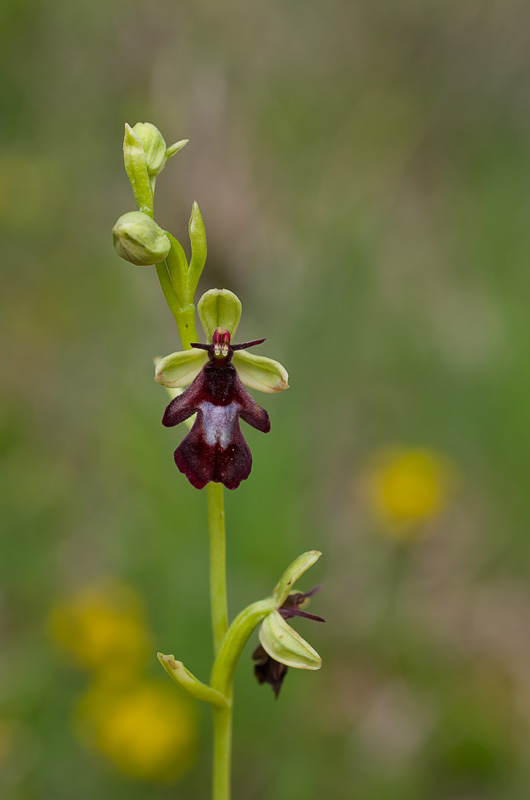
[131,122,167,177]
[113,211,170,266]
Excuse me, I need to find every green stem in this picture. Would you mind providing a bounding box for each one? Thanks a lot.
[207,483,228,655]
[212,705,232,800]
[211,599,274,696]
[151,194,230,800]
[176,302,198,351]
[207,483,231,800]
[209,597,275,800]
[155,262,197,350]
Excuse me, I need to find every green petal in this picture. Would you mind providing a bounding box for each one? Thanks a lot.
[259,611,322,670]
[155,349,207,388]
[157,653,229,708]
[273,550,322,607]
[232,351,289,393]
[198,289,242,342]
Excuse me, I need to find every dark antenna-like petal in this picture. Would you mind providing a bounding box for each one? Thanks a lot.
[231,338,266,351]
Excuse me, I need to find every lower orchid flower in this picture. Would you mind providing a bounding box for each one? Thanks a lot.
[155,289,289,490]
[253,586,325,697]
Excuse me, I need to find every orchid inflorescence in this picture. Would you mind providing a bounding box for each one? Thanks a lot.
[112,121,324,800]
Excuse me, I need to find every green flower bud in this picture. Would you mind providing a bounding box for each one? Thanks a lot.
[112,211,170,266]
[131,122,167,177]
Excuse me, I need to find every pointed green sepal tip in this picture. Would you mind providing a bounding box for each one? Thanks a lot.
[198,288,242,342]
[157,653,230,708]
[273,550,322,607]
[155,348,207,388]
[259,611,322,670]
[131,122,167,177]
[113,211,170,266]
[233,351,289,393]
[124,121,141,148]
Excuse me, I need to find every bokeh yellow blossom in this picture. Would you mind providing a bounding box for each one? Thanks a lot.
[363,447,456,537]
[76,679,197,782]
[47,581,151,674]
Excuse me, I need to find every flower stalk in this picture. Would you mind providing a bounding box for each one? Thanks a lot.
[207,483,228,654]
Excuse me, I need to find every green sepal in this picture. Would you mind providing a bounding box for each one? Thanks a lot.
[233,351,289,393]
[155,348,207,388]
[198,289,242,342]
[188,202,207,293]
[273,550,322,607]
[123,123,154,216]
[259,611,322,670]
[158,653,230,708]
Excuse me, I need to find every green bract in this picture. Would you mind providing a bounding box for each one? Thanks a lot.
[112,211,170,266]
[158,653,229,708]
[188,202,207,292]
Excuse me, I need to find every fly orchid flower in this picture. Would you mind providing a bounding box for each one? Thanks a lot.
[155,289,289,490]
[253,586,324,697]
[253,551,324,698]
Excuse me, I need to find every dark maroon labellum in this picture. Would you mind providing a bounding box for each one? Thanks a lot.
[162,329,270,490]
[252,645,288,699]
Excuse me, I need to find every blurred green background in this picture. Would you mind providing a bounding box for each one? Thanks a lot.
[2,1,530,798]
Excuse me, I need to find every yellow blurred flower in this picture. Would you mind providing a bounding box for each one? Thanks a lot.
[363,447,455,537]
[76,679,197,782]
[48,581,151,674]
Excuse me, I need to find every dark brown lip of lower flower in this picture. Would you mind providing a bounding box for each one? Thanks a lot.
[252,645,289,699]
